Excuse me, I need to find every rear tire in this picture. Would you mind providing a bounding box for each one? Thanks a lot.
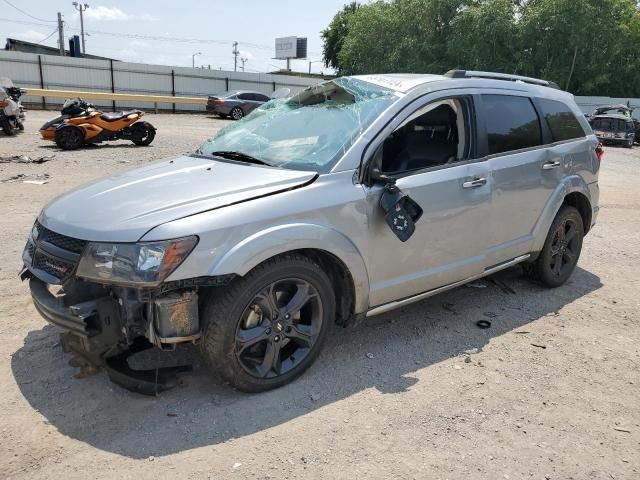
[55,125,84,150]
[527,205,584,288]
[130,122,155,146]
[230,107,244,120]
[199,254,335,392]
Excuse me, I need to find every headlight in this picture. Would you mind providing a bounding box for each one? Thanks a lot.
[76,236,198,286]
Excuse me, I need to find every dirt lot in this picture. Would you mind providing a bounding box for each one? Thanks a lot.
[0,111,638,479]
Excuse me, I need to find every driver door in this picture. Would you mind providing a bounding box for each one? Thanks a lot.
[363,92,492,307]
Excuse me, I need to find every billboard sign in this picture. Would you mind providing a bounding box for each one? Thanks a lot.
[275,36,297,59]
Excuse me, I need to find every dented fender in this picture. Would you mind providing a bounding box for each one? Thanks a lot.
[208,223,370,314]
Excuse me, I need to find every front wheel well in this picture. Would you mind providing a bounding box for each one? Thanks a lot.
[295,249,355,326]
[563,192,592,234]
[226,249,356,326]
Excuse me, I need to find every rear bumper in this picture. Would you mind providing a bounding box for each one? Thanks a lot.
[596,135,631,144]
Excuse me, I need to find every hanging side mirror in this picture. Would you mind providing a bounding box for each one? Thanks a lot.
[379,184,423,242]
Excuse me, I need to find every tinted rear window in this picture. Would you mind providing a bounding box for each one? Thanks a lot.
[538,99,585,141]
[592,117,629,132]
[482,95,542,155]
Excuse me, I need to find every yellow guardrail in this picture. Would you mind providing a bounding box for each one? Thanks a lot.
[25,88,208,106]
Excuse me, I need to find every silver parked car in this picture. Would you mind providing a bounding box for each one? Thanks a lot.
[22,70,601,394]
[206,90,271,120]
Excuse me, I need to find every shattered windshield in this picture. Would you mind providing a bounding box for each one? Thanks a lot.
[197,77,398,172]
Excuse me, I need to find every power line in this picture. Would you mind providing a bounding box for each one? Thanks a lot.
[37,27,59,44]
[0,16,323,56]
[2,0,56,23]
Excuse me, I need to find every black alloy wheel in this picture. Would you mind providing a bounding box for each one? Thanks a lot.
[547,217,580,279]
[527,205,583,287]
[235,278,323,379]
[200,254,335,392]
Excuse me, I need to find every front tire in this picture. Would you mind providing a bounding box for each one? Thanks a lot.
[55,125,84,150]
[200,254,335,392]
[528,205,584,288]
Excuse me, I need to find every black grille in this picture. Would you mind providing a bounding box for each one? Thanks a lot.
[35,222,87,254]
[25,222,88,283]
[32,252,75,280]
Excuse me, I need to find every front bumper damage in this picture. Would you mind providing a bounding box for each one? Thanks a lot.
[27,275,201,394]
[22,221,233,394]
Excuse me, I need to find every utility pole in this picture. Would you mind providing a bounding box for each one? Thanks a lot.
[72,3,89,55]
[232,42,239,72]
[57,12,65,56]
[240,57,247,72]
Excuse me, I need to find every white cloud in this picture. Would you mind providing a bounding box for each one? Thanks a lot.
[82,6,131,21]
[8,30,47,43]
[74,6,157,22]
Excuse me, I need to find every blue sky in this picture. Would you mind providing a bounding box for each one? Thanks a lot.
[1,0,350,73]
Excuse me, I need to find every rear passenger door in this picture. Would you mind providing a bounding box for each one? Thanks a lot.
[477,93,551,266]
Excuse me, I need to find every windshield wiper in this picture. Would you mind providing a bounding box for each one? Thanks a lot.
[209,150,274,167]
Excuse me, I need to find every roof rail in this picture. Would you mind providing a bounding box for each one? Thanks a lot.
[444,70,561,90]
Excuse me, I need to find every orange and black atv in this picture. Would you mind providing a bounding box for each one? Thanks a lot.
[40,98,156,150]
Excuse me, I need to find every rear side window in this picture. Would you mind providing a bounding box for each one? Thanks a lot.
[482,95,542,155]
[538,99,585,142]
[237,93,252,100]
[593,117,628,132]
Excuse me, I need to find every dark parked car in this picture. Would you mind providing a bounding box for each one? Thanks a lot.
[206,90,271,120]
[588,104,639,147]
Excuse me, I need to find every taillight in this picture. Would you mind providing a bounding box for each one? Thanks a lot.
[0,100,8,108]
[213,99,225,104]
[595,142,604,161]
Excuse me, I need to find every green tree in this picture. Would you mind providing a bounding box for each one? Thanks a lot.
[321,2,361,72]
[321,0,640,96]
[447,0,519,73]
[338,0,466,75]
[518,0,636,94]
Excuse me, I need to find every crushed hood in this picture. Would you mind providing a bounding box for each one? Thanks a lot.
[40,155,316,242]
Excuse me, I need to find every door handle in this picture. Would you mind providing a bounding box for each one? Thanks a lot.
[462,177,487,188]
[542,160,561,170]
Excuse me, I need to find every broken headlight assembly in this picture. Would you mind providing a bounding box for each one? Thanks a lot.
[76,236,198,287]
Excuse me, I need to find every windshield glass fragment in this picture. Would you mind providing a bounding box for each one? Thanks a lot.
[197,77,398,172]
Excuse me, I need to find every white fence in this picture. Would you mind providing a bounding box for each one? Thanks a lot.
[1,51,637,117]
[0,51,320,112]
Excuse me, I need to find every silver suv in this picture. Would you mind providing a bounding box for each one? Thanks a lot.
[22,70,601,394]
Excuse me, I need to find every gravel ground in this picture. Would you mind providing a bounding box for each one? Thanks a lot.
[0,111,638,480]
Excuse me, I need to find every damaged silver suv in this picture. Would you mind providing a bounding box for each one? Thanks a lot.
[21,71,601,394]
